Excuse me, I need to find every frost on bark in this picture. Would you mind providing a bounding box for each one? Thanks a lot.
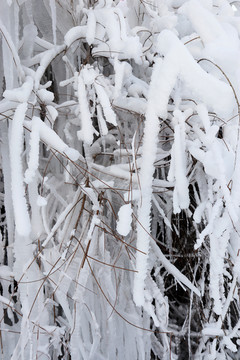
[0,0,240,359]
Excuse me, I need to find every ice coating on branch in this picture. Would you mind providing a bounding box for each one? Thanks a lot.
[116,204,133,236]
[10,103,31,236]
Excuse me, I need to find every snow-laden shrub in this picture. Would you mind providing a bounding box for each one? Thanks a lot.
[1,0,240,359]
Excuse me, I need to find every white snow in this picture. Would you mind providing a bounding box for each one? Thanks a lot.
[113,97,147,115]
[37,195,47,207]
[10,103,31,236]
[0,295,14,309]
[86,10,96,45]
[94,82,117,126]
[77,74,95,145]
[64,26,87,47]
[202,326,224,337]
[96,104,108,136]
[46,105,58,122]
[168,110,189,213]
[37,88,54,104]
[34,45,65,89]
[64,148,80,162]
[197,103,210,131]
[116,204,133,236]
[3,76,33,103]
[133,59,167,307]
[91,7,142,63]
[113,57,126,98]
[24,117,40,184]
[24,117,80,161]
[179,0,225,44]
[156,30,235,119]
[2,1,240,358]
[81,186,100,210]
